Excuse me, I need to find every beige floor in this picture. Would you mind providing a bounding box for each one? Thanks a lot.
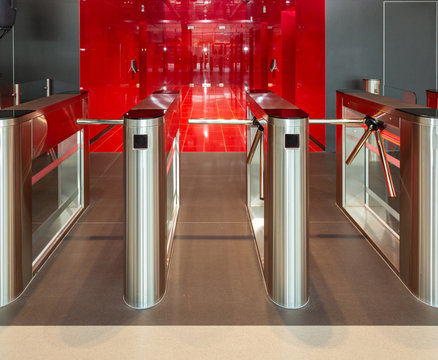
[1,326,438,359]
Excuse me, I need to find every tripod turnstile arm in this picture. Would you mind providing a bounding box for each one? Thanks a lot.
[374,129,396,198]
[345,115,396,197]
[247,118,265,164]
[345,126,374,165]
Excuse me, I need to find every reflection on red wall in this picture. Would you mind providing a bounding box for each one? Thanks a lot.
[427,90,438,109]
[80,0,166,138]
[248,0,326,147]
[296,0,326,147]
[81,0,326,149]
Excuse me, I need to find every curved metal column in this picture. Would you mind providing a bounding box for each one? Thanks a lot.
[124,114,166,309]
[0,115,32,307]
[400,111,438,308]
[264,111,309,309]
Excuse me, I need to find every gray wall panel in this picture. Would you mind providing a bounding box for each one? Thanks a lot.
[325,0,437,151]
[385,2,437,106]
[0,0,79,96]
[14,0,79,94]
[326,0,384,151]
[0,30,13,87]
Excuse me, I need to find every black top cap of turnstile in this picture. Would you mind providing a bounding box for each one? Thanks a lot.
[0,110,34,119]
[153,90,180,95]
[124,109,166,119]
[266,108,308,119]
[398,108,438,118]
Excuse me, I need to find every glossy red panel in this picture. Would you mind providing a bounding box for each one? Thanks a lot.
[80,0,166,142]
[295,0,326,148]
[81,0,326,152]
[248,0,326,148]
[427,90,438,109]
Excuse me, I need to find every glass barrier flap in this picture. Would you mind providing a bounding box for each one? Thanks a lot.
[32,130,85,265]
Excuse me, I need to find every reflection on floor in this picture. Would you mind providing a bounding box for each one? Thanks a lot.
[90,86,323,152]
[1,152,438,327]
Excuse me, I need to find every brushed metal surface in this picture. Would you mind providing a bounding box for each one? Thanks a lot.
[77,119,123,125]
[264,115,309,309]
[0,119,32,307]
[124,118,166,309]
[338,90,438,307]
[189,119,253,125]
[400,118,438,307]
[264,118,309,309]
[246,91,309,309]
[1,94,89,307]
[363,79,381,95]
[309,119,364,125]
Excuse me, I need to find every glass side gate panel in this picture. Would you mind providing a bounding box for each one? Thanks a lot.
[166,131,180,262]
[246,109,264,265]
[342,107,401,269]
[32,130,85,268]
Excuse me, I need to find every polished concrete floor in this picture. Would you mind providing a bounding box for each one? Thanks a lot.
[2,326,438,359]
[1,152,438,325]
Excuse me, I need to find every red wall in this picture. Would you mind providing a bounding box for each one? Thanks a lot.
[80,0,166,138]
[296,0,326,147]
[248,0,326,147]
[80,0,326,147]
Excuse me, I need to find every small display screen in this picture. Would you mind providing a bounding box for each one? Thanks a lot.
[285,134,300,148]
[133,134,148,149]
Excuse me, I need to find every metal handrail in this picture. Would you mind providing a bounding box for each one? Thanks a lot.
[77,119,124,125]
[308,119,365,125]
[188,118,254,125]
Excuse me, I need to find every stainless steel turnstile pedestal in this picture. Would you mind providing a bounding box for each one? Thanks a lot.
[123,92,180,309]
[0,111,32,307]
[246,91,309,309]
[1,93,89,308]
[399,108,438,308]
[337,90,438,308]
[123,110,167,309]
[78,91,180,310]
[265,112,309,309]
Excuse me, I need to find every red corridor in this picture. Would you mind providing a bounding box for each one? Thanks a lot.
[90,85,323,153]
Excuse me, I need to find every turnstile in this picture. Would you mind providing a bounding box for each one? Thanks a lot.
[124,92,180,309]
[78,90,181,309]
[190,90,310,309]
[247,91,309,309]
[337,90,438,308]
[0,93,89,308]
